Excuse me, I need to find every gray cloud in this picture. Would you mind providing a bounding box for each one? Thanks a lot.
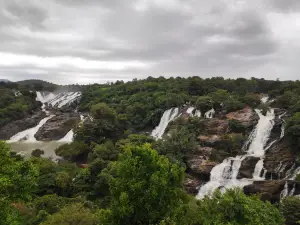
[0,0,299,84]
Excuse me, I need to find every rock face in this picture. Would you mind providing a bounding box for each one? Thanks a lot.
[35,113,79,141]
[184,177,202,195]
[226,107,258,127]
[0,111,46,140]
[237,156,260,179]
[244,180,300,203]
[200,119,229,135]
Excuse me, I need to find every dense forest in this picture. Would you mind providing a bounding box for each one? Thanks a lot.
[1,76,300,225]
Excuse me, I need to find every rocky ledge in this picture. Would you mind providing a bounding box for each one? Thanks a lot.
[35,112,80,141]
[244,180,300,203]
[0,111,46,140]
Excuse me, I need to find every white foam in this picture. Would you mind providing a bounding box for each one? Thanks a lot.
[151,108,180,139]
[8,115,55,142]
[58,130,74,143]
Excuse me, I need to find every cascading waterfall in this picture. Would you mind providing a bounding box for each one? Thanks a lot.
[151,108,180,139]
[58,130,74,143]
[204,108,215,119]
[36,91,81,108]
[197,108,275,199]
[8,115,55,142]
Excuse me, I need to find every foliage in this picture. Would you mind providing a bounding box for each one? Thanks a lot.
[229,120,247,133]
[0,142,38,224]
[100,144,185,225]
[195,96,213,112]
[197,189,284,225]
[40,203,98,225]
[32,149,45,157]
[55,141,91,163]
[286,112,300,151]
[280,196,300,225]
[155,127,197,164]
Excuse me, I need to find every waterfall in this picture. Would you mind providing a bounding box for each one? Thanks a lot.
[279,112,286,139]
[58,130,74,143]
[280,182,289,199]
[194,110,201,117]
[36,91,81,108]
[197,108,275,199]
[151,108,180,139]
[204,108,215,119]
[186,107,195,115]
[8,115,55,142]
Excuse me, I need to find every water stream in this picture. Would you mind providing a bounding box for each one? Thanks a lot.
[197,108,275,199]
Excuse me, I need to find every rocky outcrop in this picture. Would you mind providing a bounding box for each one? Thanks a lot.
[0,111,46,140]
[244,180,300,203]
[264,140,295,179]
[35,113,79,141]
[226,107,258,127]
[187,156,217,180]
[184,176,202,195]
[200,119,229,135]
[237,156,260,179]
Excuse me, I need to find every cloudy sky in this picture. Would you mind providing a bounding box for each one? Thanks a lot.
[0,0,299,84]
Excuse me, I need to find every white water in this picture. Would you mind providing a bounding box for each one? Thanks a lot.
[197,108,275,199]
[151,108,180,139]
[194,110,201,117]
[280,182,289,199]
[186,107,195,114]
[36,91,81,108]
[8,115,55,142]
[204,108,215,119]
[58,130,74,143]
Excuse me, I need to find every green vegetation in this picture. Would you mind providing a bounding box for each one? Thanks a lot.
[280,196,300,225]
[3,77,300,224]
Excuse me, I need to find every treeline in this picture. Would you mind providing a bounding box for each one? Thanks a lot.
[0,82,41,127]
[1,140,296,225]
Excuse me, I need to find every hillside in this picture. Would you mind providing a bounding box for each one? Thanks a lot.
[1,76,300,225]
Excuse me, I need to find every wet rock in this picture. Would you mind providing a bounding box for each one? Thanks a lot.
[0,111,46,140]
[264,141,295,179]
[244,180,300,203]
[244,180,286,202]
[237,156,260,179]
[187,157,218,180]
[184,176,202,195]
[35,113,79,141]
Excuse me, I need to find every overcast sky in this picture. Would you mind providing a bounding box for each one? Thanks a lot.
[0,0,300,84]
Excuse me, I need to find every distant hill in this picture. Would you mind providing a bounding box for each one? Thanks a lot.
[16,79,82,92]
[0,79,11,83]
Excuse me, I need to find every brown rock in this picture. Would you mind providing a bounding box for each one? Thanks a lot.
[237,156,260,179]
[0,111,46,140]
[35,113,79,141]
[184,177,201,195]
[187,157,217,180]
[226,107,253,123]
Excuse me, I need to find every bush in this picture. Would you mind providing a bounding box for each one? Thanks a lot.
[31,149,45,157]
[229,120,246,133]
[280,196,300,225]
[195,96,213,112]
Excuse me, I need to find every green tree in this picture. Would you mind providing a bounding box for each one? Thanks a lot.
[0,141,37,224]
[280,196,300,225]
[195,96,213,112]
[100,144,185,225]
[197,189,284,225]
[40,203,97,225]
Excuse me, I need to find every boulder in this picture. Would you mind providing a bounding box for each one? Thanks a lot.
[237,156,260,179]
[35,113,79,141]
[244,180,300,203]
[264,141,295,179]
[226,107,258,127]
[187,157,217,180]
[200,119,229,135]
[184,177,202,195]
[0,111,46,140]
